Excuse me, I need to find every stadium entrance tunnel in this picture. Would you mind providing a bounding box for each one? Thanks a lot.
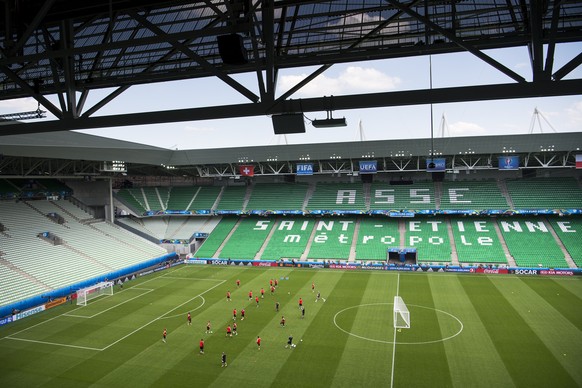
[333,303,463,345]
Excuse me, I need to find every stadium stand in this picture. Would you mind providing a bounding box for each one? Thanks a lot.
[547,216,582,268]
[143,187,164,211]
[450,218,507,264]
[246,183,308,212]
[369,182,435,211]
[260,217,315,260]
[117,217,168,240]
[506,178,582,209]
[355,217,400,261]
[219,217,275,260]
[193,217,238,257]
[189,186,222,211]
[0,199,167,306]
[306,217,357,260]
[116,188,148,214]
[498,217,568,268]
[405,217,452,263]
[215,186,247,212]
[440,180,508,210]
[166,186,197,210]
[306,183,366,211]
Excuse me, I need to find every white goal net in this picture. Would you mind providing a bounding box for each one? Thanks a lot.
[77,281,114,306]
[393,296,410,329]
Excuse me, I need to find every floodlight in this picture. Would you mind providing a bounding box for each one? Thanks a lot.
[312,117,347,128]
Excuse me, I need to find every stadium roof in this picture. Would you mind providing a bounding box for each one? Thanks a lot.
[0,1,581,136]
[1,131,581,169]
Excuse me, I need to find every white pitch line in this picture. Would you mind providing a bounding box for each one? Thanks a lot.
[390,273,400,388]
[64,289,154,319]
[100,279,226,351]
[4,336,102,351]
[159,276,224,281]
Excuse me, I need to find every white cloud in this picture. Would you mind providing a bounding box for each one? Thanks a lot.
[448,121,486,136]
[279,66,401,97]
[183,125,216,132]
[565,100,582,127]
[0,97,38,113]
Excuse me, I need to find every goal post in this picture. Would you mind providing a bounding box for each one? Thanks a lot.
[77,281,114,306]
[393,296,410,329]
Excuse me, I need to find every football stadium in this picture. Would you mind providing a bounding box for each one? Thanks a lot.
[1,2,582,388]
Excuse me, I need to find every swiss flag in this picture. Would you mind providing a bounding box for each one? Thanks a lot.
[576,154,582,169]
[239,165,255,176]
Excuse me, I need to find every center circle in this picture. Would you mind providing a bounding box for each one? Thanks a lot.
[333,302,463,345]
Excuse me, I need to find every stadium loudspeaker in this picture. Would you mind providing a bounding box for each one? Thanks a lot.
[272,114,306,134]
[360,174,373,183]
[217,34,248,65]
[432,172,444,182]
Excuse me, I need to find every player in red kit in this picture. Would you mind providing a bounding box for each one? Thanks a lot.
[248,290,253,300]
[280,315,286,327]
[187,312,192,326]
[233,308,237,321]
[270,285,275,295]
[226,291,231,302]
[312,282,315,293]
[298,297,303,309]
[236,279,240,288]
[256,336,261,350]
[199,339,204,354]
[226,325,232,337]
[274,279,278,287]
[255,296,260,307]
[260,288,265,298]
[233,322,238,336]
[270,279,273,288]
[241,308,245,320]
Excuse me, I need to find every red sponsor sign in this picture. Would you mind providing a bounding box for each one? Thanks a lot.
[45,297,67,310]
[475,268,509,274]
[540,270,574,276]
[252,261,276,267]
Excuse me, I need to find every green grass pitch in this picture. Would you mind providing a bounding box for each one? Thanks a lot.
[1,265,581,388]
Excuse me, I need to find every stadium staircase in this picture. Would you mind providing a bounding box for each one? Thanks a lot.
[255,218,281,260]
[497,180,513,209]
[348,218,361,262]
[213,217,243,258]
[300,222,319,261]
[545,217,577,268]
[493,219,516,266]
[434,181,442,210]
[399,219,406,248]
[445,218,460,265]
[211,187,225,212]
[185,187,202,210]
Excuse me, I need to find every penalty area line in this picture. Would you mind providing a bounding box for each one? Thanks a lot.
[4,336,101,351]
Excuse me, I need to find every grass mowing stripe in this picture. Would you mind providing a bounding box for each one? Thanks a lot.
[427,274,514,388]
[206,268,317,388]
[459,276,578,388]
[520,278,582,331]
[393,274,453,387]
[492,277,582,384]
[329,272,397,387]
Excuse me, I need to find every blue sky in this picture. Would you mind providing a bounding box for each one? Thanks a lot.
[1,42,581,150]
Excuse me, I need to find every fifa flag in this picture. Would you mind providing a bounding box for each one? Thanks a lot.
[498,156,520,170]
[576,154,582,169]
[296,163,313,175]
[239,165,255,176]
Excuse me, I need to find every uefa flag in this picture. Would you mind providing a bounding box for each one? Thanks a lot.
[576,154,582,169]
[239,165,255,176]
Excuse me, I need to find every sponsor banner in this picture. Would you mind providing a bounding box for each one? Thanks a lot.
[215,210,243,215]
[308,263,325,269]
[185,259,207,265]
[385,266,415,271]
[474,268,509,274]
[252,261,277,267]
[576,154,582,169]
[388,211,415,217]
[513,209,556,215]
[13,305,45,321]
[209,260,229,265]
[296,163,314,175]
[329,264,359,270]
[359,160,377,174]
[539,269,575,276]
[511,269,539,275]
[426,158,446,172]
[498,155,520,170]
[441,209,478,215]
[193,232,209,238]
[239,165,254,176]
[138,269,154,277]
[0,316,13,326]
[444,268,472,273]
[45,297,67,310]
